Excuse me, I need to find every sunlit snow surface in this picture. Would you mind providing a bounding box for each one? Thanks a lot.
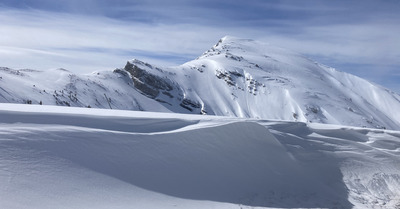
[1,104,399,208]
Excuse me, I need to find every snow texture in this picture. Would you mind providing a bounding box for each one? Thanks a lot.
[0,104,399,208]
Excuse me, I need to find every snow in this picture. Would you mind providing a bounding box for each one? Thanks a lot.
[2,36,400,130]
[0,67,170,112]
[1,104,399,208]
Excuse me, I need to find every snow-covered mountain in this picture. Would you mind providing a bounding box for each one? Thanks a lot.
[1,36,400,130]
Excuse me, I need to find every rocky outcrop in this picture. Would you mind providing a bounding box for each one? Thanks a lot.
[123,60,204,114]
[124,61,173,99]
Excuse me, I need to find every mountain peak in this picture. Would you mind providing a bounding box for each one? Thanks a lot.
[198,36,247,59]
[212,35,260,51]
[198,36,290,62]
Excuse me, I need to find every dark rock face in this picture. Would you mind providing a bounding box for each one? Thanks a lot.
[180,98,201,112]
[124,62,173,99]
[122,61,204,114]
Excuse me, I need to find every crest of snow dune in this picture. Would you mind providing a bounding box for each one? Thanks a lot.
[1,104,399,208]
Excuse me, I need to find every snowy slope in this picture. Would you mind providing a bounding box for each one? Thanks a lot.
[0,104,399,208]
[0,67,169,112]
[131,36,400,130]
[1,36,400,130]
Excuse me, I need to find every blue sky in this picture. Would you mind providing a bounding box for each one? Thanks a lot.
[1,0,399,93]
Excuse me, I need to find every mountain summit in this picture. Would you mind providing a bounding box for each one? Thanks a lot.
[1,36,400,130]
[122,36,400,129]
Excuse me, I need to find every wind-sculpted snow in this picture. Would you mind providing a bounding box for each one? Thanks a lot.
[0,104,399,208]
[1,36,400,130]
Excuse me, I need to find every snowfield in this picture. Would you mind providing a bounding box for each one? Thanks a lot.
[1,104,399,209]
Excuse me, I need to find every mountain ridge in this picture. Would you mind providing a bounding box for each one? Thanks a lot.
[1,36,400,130]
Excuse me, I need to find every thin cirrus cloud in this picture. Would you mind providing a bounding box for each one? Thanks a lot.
[0,8,225,70]
[0,0,399,93]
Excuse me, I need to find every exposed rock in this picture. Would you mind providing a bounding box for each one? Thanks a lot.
[124,61,173,99]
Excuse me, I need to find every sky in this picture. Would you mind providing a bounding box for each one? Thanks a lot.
[0,0,399,93]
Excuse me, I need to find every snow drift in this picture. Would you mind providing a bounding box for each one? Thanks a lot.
[0,104,399,208]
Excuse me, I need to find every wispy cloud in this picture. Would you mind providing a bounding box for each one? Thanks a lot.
[0,9,226,70]
[0,0,399,92]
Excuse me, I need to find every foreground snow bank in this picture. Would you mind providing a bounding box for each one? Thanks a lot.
[0,104,399,208]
